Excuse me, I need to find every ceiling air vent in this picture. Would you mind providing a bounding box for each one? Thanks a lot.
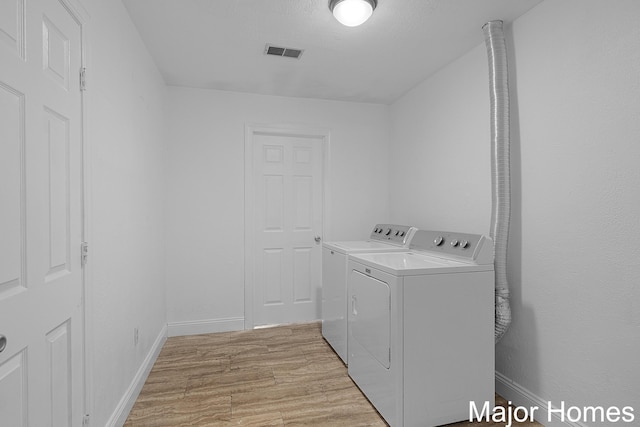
[265,44,304,59]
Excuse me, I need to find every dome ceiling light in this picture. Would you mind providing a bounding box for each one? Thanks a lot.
[329,0,377,27]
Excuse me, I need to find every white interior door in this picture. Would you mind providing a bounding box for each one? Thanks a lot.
[250,130,324,326]
[0,0,84,425]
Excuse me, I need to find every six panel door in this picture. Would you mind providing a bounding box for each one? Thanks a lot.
[0,0,84,425]
[252,133,323,326]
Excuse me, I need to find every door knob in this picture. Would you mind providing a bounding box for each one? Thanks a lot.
[0,335,6,353]
[314,236,321,243]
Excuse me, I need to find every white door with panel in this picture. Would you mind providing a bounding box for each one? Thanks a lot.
[0,0,84,425]
[252,133,324,326]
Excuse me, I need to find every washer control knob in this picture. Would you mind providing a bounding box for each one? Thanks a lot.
[460,240,470,249]
[385,228,392,236]
[450,239,459,247]
[399,231,405,237]
[434,236,444,246]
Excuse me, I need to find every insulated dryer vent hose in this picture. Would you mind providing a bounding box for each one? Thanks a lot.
[483,20,512,343]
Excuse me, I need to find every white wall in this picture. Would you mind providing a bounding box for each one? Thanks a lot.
[165,87,390,332]
[390,41,492,234]
[82,0,167,425]
[390,0,640,424]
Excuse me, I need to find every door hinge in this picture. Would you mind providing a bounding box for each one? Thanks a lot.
[81,242,88,266]
[80,67,87,91]
[82,414,90,427]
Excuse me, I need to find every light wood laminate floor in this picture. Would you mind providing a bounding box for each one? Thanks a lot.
[125,322,542,426]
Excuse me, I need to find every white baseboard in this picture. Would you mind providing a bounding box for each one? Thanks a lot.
[495,371,589,427]
[107,324,167,427]
[167,317,244,337]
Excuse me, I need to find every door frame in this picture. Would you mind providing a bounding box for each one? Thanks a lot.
[244,124,331,329]
[56,0,91,423]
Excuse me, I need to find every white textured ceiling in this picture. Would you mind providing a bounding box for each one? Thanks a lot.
[123,0,542,104]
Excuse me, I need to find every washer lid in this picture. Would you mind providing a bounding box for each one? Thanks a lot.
[349,251,494,276]
[323,240,408,254]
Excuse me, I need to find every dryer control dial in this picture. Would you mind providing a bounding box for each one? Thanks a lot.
[434,236,444,246]
[385,228,392,236]
[450,239,459,247]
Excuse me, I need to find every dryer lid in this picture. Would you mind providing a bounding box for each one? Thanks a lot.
[350,251,494,276]
[323,240,407,254]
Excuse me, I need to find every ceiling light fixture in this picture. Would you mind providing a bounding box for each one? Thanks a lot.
[329,0,377,27]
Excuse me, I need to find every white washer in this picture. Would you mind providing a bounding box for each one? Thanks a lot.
[322,224,417,364]
[347,229,495,427]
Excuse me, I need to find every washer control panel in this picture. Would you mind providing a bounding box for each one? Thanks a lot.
[369,224,416,245]
[409,230,494,264]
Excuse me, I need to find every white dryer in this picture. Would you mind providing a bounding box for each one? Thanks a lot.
[347,229,495,427]
[322,224,417,364]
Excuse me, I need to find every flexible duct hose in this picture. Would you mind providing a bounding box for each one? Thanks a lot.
[483,20,512,343]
